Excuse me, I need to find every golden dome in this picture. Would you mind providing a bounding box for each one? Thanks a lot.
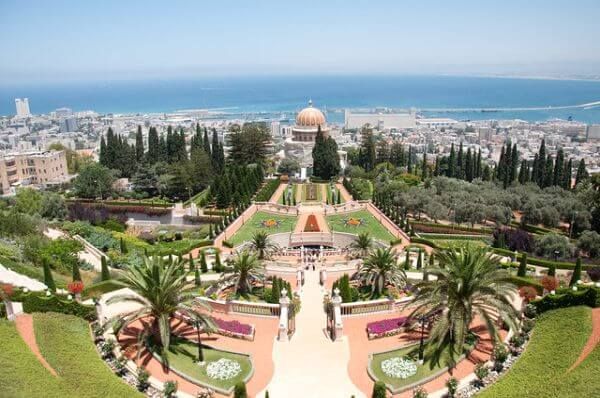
[296,100,326,127]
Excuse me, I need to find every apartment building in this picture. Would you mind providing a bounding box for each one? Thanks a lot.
[0,150,68,195]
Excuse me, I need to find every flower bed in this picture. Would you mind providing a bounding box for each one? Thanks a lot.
[367,316,408,339]
[381,357,418,379]
[214,317,255,340]
[205,358,242,380]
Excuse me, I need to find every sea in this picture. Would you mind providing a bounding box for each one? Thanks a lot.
[2,75,600,124]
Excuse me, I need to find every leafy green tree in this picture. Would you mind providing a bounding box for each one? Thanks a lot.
[277,158,300,175]
[40,192,67,220]
[73,162,115,199]
[410,247,518,372]
[14,188,42,215]
[228,122,272,167]
[577,230,600,257]
[220,251,264,295]
[108,255,216,362]
[200,252,208,273]
[575,159,589,187]
[358,248,406,298]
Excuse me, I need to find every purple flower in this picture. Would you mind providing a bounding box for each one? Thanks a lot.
[367,317,407,335]
[214,318,253,336]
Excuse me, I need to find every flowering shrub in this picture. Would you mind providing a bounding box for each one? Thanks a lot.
[67,281,85,295]
[260,219,281,228]
[380,357,417,379]
[205,358,242,380]
[214,318,253,338]
[519,286,538,302]
[367,316,408,338]
[541,276,558,292]
[1,283,14,298]
[343,217,364,227]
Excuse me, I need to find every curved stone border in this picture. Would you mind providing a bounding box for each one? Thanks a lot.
[366,341,474,395]
[148,343,255,396]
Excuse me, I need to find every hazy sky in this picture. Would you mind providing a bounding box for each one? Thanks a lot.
[1,0,600,83]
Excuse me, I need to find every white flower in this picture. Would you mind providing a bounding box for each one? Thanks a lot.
[205,358,241,380]
[381,357,418,379]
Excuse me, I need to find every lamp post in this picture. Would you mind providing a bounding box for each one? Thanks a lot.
[554,250,560,262]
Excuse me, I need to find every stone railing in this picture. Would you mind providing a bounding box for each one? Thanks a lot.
[289,231,335,246]
[73,234,108,261]
[340,298,394,316]
[197,296,280,317]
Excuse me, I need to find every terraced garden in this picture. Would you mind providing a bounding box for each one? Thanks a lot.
[326,210,396,243]
[228,211,297,246]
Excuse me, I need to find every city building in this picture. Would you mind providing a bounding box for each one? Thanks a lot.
[587,124,600,140]
[0,150,69,195]
[59,117,78,132]
[344,109,417,130]
[14,98,31,118]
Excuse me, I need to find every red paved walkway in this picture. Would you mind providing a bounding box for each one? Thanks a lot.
[15,314,58,376]
[118,313,278,397]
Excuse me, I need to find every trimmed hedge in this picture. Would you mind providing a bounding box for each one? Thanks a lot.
[420,233,492,241]
[13,291,97,321]
[411,221,493,235]
[82,280,125,300]
[68,198,173,208]
[148,239,213,257]
[183,214,222,224]
[506,275,544,295]
[254,179,281,202]
[222,240,234,248]
[489,248,598,271]
[509,221,559,235]
[410,237,439,249]
[531,286,600,314]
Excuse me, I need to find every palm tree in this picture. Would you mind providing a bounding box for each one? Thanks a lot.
[350,232,373,258]
[249,231,278,259]
[409,247,518,371]
[108,255,215,363]
[357,248,406,298]
[221,251,264,295]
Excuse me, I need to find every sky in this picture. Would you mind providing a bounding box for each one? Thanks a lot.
[1,0,600,84]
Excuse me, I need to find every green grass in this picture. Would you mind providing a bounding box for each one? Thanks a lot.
[369,344,447,391]
[479,306,595,398]
[0,319,70,397]
[326,210,395,243]
[326,184,345,204]
[33,312,142,398]
[229,211,297,246]
[159,337,252,392]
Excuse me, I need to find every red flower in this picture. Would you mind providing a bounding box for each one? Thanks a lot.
[1,284,14,298]
[541,276,558,292]
[67,281,84,294]
[518,286,537,302]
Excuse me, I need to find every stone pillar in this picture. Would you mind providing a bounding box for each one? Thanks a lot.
[320,268,327,285]
[4,300,16,321]
[278,289,291,341]
[296,270,302,286]
[331,288,344,341]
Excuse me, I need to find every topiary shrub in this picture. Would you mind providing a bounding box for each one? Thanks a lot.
[372,381,387,398]
[446,377,458,398]
[234,382,247,398]
[474,363,489,386]
[136,367,150,391]
[412,386,428,398]
[163,381,178,398]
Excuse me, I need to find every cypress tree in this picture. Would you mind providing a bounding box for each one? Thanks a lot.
[203,128,211,157]
[189,254,195,272]
[195,268,201,287]
[421,151,428,180]
[372,381,387,398]
[101,256,111,281]
[72,262,82,282]
[456,141,464,179]
[518,159,528,184]
[135,125,144,162]
[447,143,456,178]
[404,250,411,270]
[120,237,127,254]
[536,139,546,186]
[214,252,222,272]
[517,253,527,277]
[407,145,413,174]
[43,258,56,292]
[553,148,564,187]
[543,155,554,188]
[563,159,573,190]
[475,148,482,178]
[548,264,556,277]
[465,148,473,182]
[575,159,589,186]
[570,257,582,286]
[416,249,422,270]
[510,143,519,184]
[200,252,208,273]
[272,278,281,303]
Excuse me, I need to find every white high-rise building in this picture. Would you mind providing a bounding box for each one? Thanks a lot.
[15,98,31,117]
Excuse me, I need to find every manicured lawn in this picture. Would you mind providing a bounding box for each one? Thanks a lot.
[428,239,490,250]
[479,306,594,398]
[0,320,69,397]
[33,313,142,398]
[159,337,253,392]
[369,344,445,391]
[229,211,297,246]
[278,184,297,204]
[326,210,395,243]
[298,183,325,202]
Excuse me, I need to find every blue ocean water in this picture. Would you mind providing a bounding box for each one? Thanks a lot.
[2,75,600,123]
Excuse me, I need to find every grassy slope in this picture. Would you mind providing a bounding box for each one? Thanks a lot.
[0,320,68,398]
[33,313,142,398]
[229,211,297,246]
[326,210,395,242]
[478,306,593,398]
